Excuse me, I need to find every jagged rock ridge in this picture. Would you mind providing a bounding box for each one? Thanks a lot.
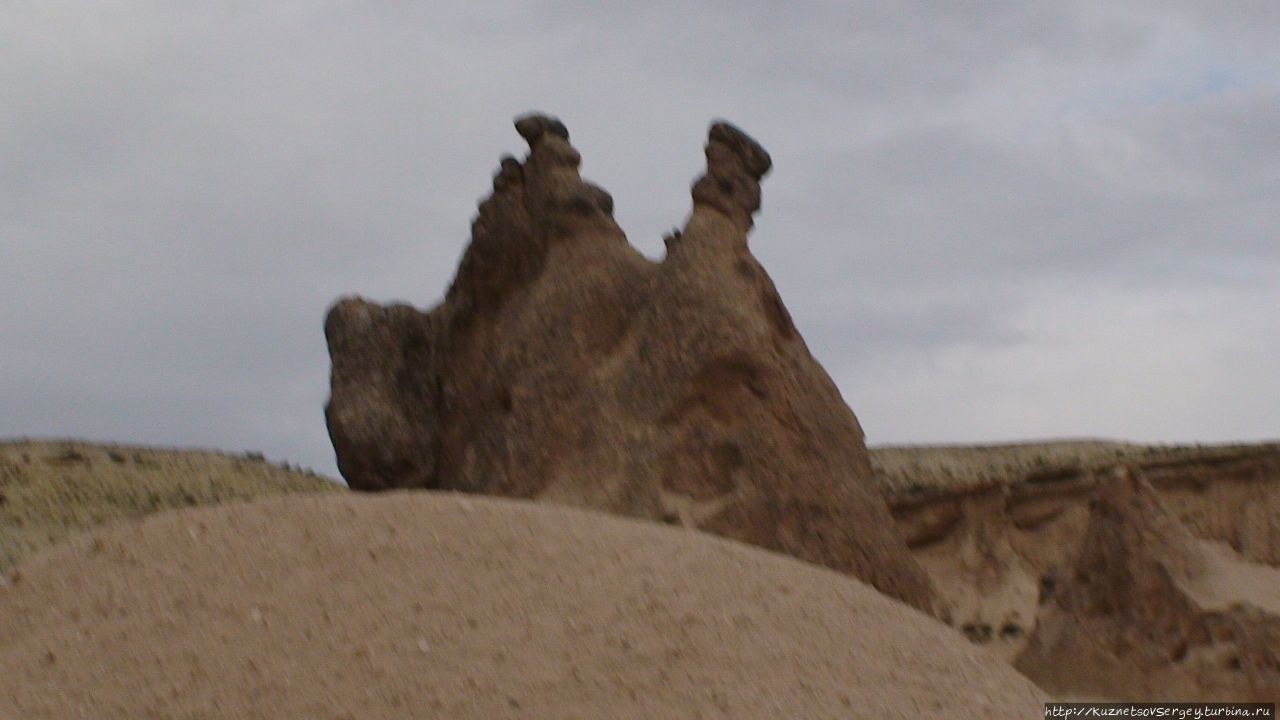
[324,113,935,612]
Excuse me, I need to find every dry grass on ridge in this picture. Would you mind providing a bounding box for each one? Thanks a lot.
[0,439,339,573]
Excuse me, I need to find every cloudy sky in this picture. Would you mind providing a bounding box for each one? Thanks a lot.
[4,2,1278,479]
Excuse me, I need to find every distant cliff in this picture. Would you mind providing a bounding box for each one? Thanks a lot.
[875,440,1280,700]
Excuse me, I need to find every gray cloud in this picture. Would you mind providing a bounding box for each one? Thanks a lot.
[3,1,1276,478]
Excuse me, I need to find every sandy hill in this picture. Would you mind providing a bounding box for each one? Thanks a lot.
[2,434,1276,706]
[0,439,338,573]
[0,491,1044,719]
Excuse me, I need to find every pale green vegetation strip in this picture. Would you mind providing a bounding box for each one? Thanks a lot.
[869,439,1280,496]
[0,439,341,573]
[4,437,1276,572]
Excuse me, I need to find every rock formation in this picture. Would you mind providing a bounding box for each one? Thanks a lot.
[324,113,935,612]
[911,494,1040,659]
[1014,467,1280,701]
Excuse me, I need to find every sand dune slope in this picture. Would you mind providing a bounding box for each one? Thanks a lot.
[0,492,1042,718]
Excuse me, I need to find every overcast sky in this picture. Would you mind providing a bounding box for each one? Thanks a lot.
[4,2,1278,479]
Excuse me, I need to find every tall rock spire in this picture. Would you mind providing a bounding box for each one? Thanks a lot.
[324,114,937,613]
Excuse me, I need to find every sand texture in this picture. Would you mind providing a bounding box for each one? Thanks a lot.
[0,491,1044,719]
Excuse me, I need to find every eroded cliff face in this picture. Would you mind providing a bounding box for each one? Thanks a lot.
[880,443,1280,700]
[325,114,935,613]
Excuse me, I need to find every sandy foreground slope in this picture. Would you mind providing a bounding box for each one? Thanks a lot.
[0,491,1045,719]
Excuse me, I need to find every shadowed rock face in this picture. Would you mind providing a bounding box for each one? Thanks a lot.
[324,114,935,612]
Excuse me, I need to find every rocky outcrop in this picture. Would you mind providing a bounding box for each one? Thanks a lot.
[1014,467,1280,701]
[1141,448,1280,567]
[874,443,1280,697]
[324,114,935,612]
[878,443,1280,665]
[910,493,1040,657]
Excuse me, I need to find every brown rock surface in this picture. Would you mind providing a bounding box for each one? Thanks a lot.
[878,441,1280,667]
[911,493,1040,659]
[1013,467,1280,701]
[0,492,1045,719]
[324,114,934,611]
